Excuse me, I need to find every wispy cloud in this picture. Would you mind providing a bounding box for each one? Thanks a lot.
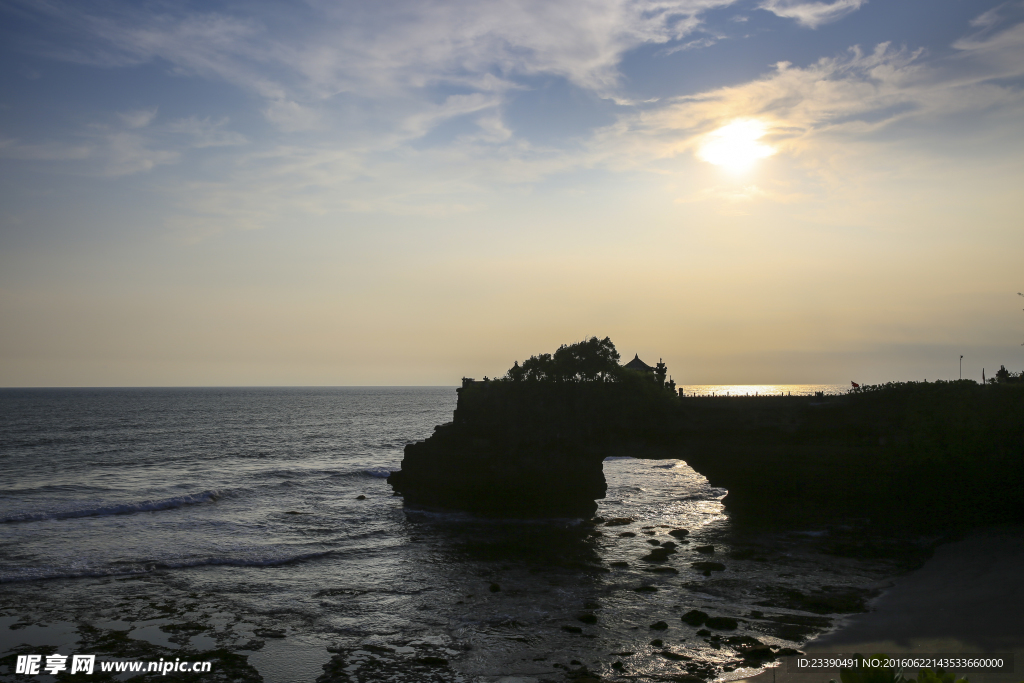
[118,108,157,129]
[759,0,867,29]
[5,0,741,137]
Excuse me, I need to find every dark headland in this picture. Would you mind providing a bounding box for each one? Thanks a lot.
[388,338,1024,530]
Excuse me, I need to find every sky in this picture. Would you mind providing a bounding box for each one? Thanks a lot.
[1,0,1023,387]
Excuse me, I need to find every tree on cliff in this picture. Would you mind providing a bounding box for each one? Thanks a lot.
[505,336,621,382]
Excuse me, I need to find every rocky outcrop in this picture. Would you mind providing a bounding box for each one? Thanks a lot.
[389,379,1024,527]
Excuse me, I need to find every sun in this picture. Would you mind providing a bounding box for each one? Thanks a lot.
[697,119,776,174]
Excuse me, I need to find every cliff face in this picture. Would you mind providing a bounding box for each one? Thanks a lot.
[387,378,679,516]
[389,380,1024,528]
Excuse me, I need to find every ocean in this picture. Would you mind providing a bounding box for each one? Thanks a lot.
[0,386,915,682]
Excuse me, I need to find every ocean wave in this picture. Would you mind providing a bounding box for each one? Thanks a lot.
[363,467,391,478]
[0,490,225,524]
[0,548,333,583]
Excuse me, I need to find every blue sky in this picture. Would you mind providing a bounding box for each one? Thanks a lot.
[1,0,1023,385]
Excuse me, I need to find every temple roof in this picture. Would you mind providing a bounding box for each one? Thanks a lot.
[623,353,654,372]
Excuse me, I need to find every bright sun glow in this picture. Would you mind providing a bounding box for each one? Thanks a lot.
[698,119,776,173]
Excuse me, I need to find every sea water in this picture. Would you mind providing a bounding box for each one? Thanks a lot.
[0,386,905,682]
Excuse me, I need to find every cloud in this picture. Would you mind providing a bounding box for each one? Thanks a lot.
[0,137,92,161]
[118,108,157,128]
[165,117,248,148]
[5,0,741,138]
[759,0,866,29]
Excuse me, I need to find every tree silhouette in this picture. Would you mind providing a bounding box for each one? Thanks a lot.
[506,337,622,382]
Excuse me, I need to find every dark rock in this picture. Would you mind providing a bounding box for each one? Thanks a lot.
[356,495,366,500]
[612,661,625,670]
[696,629,711,636]
[661,541,678,550]
[641,548,672,562]
[749,610,764,618]
[755,586,874,614]
[489,582,501,592]
[694,545,715,554]
[705,616,738,630]
[578,613,598,624]
[691,561,725,572]
[416,656,449,667]
[681,610,709,626]
[650,621,669,630]
[777,648,803,656]
[562,625,583,633]
[604,518,634,526]
[650,639,664,647]
[609,561,629,568]
[646,539,662,546]
[253,628,286,638]
[668,529,690,538]
[740,645,776,662]
[645,566,679,574]
[619,531,637,537]
[634,585,658,593]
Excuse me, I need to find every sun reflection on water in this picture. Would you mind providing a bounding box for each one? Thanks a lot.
[677,384,847,397]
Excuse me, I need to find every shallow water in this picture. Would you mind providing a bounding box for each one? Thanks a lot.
[0,387,907,682]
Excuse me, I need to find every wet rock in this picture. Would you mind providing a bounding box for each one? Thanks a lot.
[612,661,625,670]
[604,518,634,526]
[253,628,286,638]
[578,613,598,624]
[681,610,709,626]
[668,529,690,538]
[741,645,776,662]
[694,545,715,554]
[641,547,672,562]
[705,616,738,630]
[696,629,711,636]
[661,541,678,550]
[647,539,662,546]
[650,621,669,630]
[634,585,659,593]
[619,531,637,537]
[562,625,583,634]
[650,639,664,647]
[356,495,366,500]
[609,561,629,568]
[755,586,875,614]
[691,561,726,572]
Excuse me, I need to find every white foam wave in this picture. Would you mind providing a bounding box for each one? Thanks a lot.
[363,467,392,478]
[0,490,225,524]
[0,548,333,583]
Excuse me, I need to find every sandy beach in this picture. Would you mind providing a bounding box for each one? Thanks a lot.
[737,526,1024,683]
